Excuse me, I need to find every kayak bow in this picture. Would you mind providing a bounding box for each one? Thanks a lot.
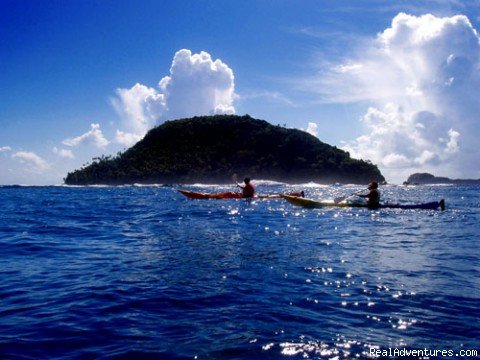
[281,195,445,211]
[178,190,242,199]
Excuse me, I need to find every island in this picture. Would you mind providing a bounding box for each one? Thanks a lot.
[404,173,480,185]
[64,115,385,185]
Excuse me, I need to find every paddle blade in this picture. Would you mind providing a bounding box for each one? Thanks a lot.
[334,196,347,204]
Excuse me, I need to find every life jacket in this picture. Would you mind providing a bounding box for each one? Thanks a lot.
[242,183,255,198]
[368,189,380,208]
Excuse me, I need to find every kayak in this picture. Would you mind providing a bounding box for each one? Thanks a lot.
[178,190,305,200]
[178,190,242,199]
[281,195,445,210]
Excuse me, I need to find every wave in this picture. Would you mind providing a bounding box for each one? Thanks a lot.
[289,181,331,188]
[248,179,286,186]
[132,183,165,187]
[189,183,231,188]
[1,181,401,189]
[1,184,99,188]
[57,183,169,188]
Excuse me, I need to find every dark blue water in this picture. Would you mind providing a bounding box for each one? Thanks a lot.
[1,183,479,359]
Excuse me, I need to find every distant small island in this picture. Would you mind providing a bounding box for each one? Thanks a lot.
[404,173,480,185]
[64,115,385,185]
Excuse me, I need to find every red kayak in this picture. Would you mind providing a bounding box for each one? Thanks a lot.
[178,189,304,199]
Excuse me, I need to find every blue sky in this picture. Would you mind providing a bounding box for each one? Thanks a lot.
[1,0,479,184]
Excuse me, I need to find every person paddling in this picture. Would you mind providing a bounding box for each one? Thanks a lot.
[237,177,255,198]
[357,181,380,208]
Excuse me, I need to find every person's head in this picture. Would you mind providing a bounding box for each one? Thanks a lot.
[244,177,250,185]
[368,181,378,190]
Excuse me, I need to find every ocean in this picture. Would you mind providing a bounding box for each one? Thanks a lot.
[0,183,478,359]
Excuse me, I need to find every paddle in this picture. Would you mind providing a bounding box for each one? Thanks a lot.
[231,173,239,188]
[334,189,367,204]
[231,174,304,198]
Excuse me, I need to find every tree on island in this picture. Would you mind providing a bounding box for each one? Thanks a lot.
[405,172,480,185]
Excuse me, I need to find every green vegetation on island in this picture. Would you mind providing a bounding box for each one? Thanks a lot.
[64,115,385,185]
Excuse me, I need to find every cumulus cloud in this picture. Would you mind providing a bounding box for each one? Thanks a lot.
[318,13,480,181]
[112,49,236,146]
[12,151,50,172]
[62,123,110,148]
[52,147,75,159]
[159,49,235,119]
[111,83,165,146]
[0,146,11,152]
[306,122,318,137]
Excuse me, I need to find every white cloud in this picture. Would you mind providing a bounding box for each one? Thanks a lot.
[12,151,50,172]
[0,146,11,152]
[115,130,142,147]
[316,13,480,181]
[62,123,110,148]
[445,128,460,153]
[159,49,235,119]
[238,90,295,107]
[111,83,165,138]
[112,49,236,145]
[52,147,75,159]
[306,122,318,137]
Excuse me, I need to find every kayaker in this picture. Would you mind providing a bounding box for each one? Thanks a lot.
[238,177,255,198]
[357,181,380,208]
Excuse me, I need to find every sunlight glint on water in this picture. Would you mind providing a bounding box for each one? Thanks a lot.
[0,184,478,359]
